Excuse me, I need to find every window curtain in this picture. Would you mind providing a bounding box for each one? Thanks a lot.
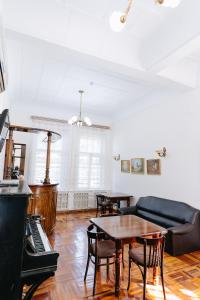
[68,126,112,191]
[28,119,69,189]
[29,119,111,192]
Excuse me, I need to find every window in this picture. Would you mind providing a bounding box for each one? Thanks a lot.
[30,119,111,192]
[78,137,104,189]
[33,133,63,184]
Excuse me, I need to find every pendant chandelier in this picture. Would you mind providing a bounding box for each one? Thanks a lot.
[110,0,183,32]
[68,90,92,127]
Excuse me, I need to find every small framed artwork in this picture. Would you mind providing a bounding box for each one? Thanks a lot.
[131,158,145,174]
[121,160,130,173]
[147,159,161,175]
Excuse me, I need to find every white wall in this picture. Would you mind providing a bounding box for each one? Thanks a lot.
[0,90,9,112]
[0,0,10,179]
[112,88,200,209]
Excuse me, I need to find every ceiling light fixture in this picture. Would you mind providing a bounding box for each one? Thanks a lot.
[110,0,133,32]
[110,0,182,32]
[68,90,92,127]
[155,0,182,8]
[156,147,167,157]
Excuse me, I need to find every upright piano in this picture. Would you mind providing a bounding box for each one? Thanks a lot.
[21,215,59,300]
[0,181,59,300]
[0,181,30,299]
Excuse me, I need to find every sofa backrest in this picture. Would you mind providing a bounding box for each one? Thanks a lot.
[136,196,199,224]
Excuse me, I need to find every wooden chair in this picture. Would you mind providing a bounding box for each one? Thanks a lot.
[127,235,166,300]
[84,224,116,296]
[96,195,113,217]
[99,213,124,267]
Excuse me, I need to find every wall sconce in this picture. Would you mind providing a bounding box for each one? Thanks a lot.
[113,154,120,161]
[156,147,167,157]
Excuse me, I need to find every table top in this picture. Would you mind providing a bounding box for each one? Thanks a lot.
[90,215,167,240]
[98,192,133,199]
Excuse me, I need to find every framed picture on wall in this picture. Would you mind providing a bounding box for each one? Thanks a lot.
[121,160,130,173]
[147,159,161,175]
[131,158,145,174]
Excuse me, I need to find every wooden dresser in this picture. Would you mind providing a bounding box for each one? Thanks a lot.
[28,183,58,236]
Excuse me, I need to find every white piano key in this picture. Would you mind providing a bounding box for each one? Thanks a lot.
[36,221,51,252]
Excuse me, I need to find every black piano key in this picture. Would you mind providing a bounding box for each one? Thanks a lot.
[28,218,45,252]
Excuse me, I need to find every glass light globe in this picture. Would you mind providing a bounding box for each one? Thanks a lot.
[77,120,83,127]
[84,117,92,126]
[158,0,182,8]
[68,115,78,125]
[109,11,126,32]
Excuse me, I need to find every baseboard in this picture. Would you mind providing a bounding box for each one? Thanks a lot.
[56,208,96,214]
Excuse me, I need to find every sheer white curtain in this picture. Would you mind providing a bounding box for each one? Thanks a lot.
[28,119,69,189]
[29,119,112,193]
[68,126,112,191]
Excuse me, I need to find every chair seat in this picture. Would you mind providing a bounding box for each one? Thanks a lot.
[101,201,109,206]
[99,201,112,207]
[105,201,113,206]
[129,247,151,266]
[91,240,116,258]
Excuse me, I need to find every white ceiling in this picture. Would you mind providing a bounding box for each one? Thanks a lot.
[5,31,155,118]
[2,0,200,120]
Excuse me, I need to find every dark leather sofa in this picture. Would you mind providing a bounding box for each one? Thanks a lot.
[119,196,200,256]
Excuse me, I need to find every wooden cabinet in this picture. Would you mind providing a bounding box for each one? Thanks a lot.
[28,183,58,236]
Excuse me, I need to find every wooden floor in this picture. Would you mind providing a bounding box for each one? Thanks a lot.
[32,211,200,300]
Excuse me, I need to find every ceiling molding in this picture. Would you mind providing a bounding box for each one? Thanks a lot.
[31,115,110,130]
[140,0,200,73]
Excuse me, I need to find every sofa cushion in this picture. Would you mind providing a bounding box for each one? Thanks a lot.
[119,206,137,215]
[137,196,198,224]
[137,209,182,228]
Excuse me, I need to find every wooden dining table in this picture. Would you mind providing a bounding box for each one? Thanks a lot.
[98,192,133,208]
[90,214,167,297]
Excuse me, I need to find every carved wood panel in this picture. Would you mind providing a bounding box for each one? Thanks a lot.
[28,184,58,236]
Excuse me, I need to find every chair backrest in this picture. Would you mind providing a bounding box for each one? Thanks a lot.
[136,235,165,268]
[96,195,105,206]
[87,224,105,256]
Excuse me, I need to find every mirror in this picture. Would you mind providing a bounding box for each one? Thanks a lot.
[11,143,26,179]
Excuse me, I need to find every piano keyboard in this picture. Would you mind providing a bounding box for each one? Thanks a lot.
[28,217,51,252]
[21,215,59,299]
[22,215,59,277]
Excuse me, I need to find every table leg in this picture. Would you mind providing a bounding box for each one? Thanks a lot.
[115,240,122,297]
[152,233,159,285]
[127,198,130,207]
[153,267,159,285]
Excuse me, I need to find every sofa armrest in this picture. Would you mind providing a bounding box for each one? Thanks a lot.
[168,223,194,235]
[118,206,137,215]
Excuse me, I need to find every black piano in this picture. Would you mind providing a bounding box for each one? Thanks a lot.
[0,181,59,300]
[21,215,59,300]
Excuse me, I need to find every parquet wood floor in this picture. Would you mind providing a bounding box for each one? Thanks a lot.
[32,212,200,300]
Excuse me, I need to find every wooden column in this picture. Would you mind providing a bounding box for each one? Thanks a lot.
[43,131,52,184]
[3,128,13,179]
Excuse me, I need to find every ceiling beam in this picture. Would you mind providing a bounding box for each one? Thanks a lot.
[140,0,200,74]
[5,29,191,92]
